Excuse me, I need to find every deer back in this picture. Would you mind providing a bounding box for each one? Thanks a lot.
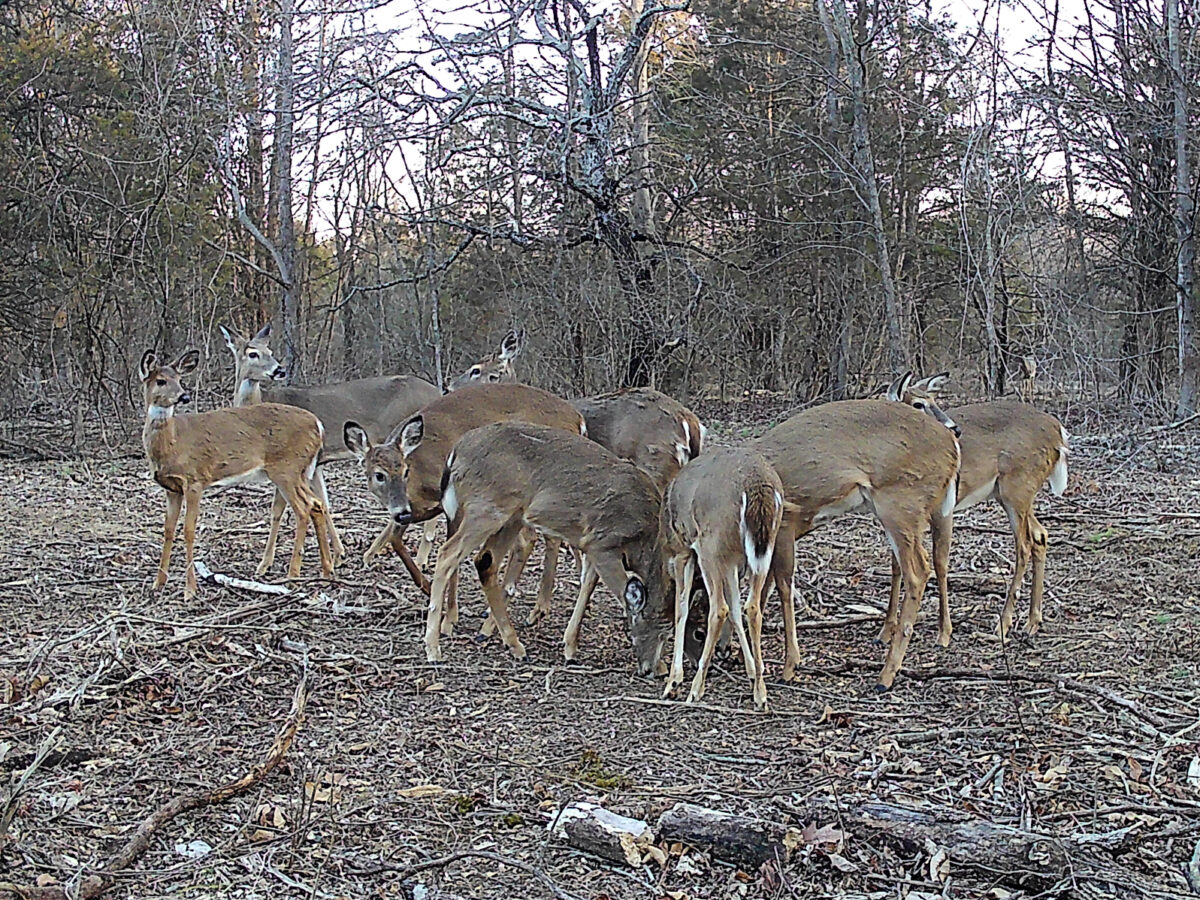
[754,399,959,530]
[950,401,1068,504]
[572,388,703,491]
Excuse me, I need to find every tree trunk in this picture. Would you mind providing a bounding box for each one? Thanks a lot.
[273,0,298,380]
[628,0,653,236]
[1168,0,1197,417]
[242,0,267,326]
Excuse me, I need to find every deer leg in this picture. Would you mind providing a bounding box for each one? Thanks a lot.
[772,524,801,681]
[876,519,931,691]
[389,524,432,596]
[1027,512,1049,635]
[746,568,770,711]
[724,567,755,681]
[182,487,204,601]
[502,527,537,601]
[364,521,392,565]
[154,490,183,590]
[932,512,953,647]
[310,467,344,567]
[477,521,527,658]
[426,515,499,662]
[688,560,729,704]
[663,552,695,699]
[880,552,902,645]
[256,489,288,577]
[563,557,600,661]
[310,498,334,579]
[416,519,438,569]
[281,482,313,581]
[998,502,1029,640]
[529,537,561,625]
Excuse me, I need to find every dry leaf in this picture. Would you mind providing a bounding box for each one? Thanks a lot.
[928,847,950,882]
[1051,702,1071,725]
[254,803,286,828]
[305,772,348,804]
[827,853,858,873]
[618,832,642,867]
[1127,757,1144,783]
[36,875,56,887]
[643,844,668,866]
[398,784,450,799]
[799,822,846,847]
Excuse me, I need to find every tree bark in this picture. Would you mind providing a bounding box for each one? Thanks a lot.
[273,0,298,380]
[1168,0,1197,417]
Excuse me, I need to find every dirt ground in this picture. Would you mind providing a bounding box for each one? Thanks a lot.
[1,399,1199,899]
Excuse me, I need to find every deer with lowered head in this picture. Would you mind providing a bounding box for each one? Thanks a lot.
[426,421,671,672]
[888,372,1069,640]
[220,323,441,577]
[343,383,585,623]
[661,448,786,710]
[138,349,333,599]
[693,398,961,691]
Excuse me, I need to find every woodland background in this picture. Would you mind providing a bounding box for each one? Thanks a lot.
[1,0,1198,443]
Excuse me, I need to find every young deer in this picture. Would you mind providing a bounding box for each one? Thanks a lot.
[661,448,785,710]
[503,387,707,620]
[427,422,670,671]
[220,323,441,574]
[139,349,333,599]
[888,373,1069,639]
[445,329,524,391]
[344,383,585,619]
[750,399,961,691]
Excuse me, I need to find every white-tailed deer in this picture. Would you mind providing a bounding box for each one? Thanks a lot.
[220,323,441,576]
[139,349,333,599]
[445,329,524,391]
[661,448,785,710]
[888,373,1069,640]
[749,399,961,691]
[502,387,707,619]
[344,383,585,621]
[426,422,670,671]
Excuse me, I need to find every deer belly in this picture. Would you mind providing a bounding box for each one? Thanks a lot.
[955,476,997,512]
[211,467,270,488]
[812,486,869,524]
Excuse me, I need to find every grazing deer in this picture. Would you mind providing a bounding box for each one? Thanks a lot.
[220,323,441,576]
[139,349,333,599]
[661,448,785,710]
[445,329,524,391]
[503,387,707,620]
[888,373,1069,640]
[747,399,961,691]
[344,383,584,621]
[426,422,670,671]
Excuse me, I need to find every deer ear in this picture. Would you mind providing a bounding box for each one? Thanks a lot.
[344,422,371,459]
[624,574,647,615]
[139,350,158,381]
[254,322,272,341]
[499,329,524,361]
[399,415,424,457]
[925,372,951,394]
[174,349,200,375]
[219,325,240,357]
[886,373,908,402]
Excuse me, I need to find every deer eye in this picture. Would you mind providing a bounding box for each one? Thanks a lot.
[373,471,386,484]
[248,351,259,360]
[469,367,481,378]
[155,378,166,386]
[487,372,500,382]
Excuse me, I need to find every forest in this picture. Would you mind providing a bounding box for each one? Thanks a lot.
[2,1,1200,899]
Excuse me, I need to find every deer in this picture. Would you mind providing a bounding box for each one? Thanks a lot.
[138,349,333,600]
[887,372,1069,640]
[661,448,785,710]
[724,399,963,691]
[219,323,442,578]
[425,421,671,672]
[445,329,524,391]
[501,387,708,622]
[343,383,585,625]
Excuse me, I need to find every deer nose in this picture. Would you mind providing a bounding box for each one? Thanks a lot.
[179,393,192,404]
[392,510,412,526]
[951,422,962,437]
[272,366,287,380]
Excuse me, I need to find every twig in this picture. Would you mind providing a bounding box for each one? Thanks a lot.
[347,849,586,900]
[0,666,309,900]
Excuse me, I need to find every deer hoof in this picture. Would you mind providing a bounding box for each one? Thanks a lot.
[874,682,891,694]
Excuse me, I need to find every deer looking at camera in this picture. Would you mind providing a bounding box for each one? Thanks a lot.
[344,383,584,619]
[139,349,333,599]
[220,323,441,576]
[661,448,786,710]
[445,329,524,391]
[888,372,1069,640]
[426,422,671,672]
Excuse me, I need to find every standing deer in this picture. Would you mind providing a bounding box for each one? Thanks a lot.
[344,383,585,622]
[139,349,333,599]
[220,323,441,576]
[743,399,961,691]
[661,448,785,710]
[888,373,1069,640]
[445,329,524,391]
[426,422,671,672]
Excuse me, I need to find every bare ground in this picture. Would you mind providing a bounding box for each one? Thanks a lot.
[1,402,1199,899]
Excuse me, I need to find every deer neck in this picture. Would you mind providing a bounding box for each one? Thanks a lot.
[234,377,264,407]
[143,406,177,472]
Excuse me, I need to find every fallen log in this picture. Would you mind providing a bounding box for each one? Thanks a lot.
[657,802,797,869]
[552,801,657,867]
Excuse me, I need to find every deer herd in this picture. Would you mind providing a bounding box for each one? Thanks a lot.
[138,327,1069,709]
